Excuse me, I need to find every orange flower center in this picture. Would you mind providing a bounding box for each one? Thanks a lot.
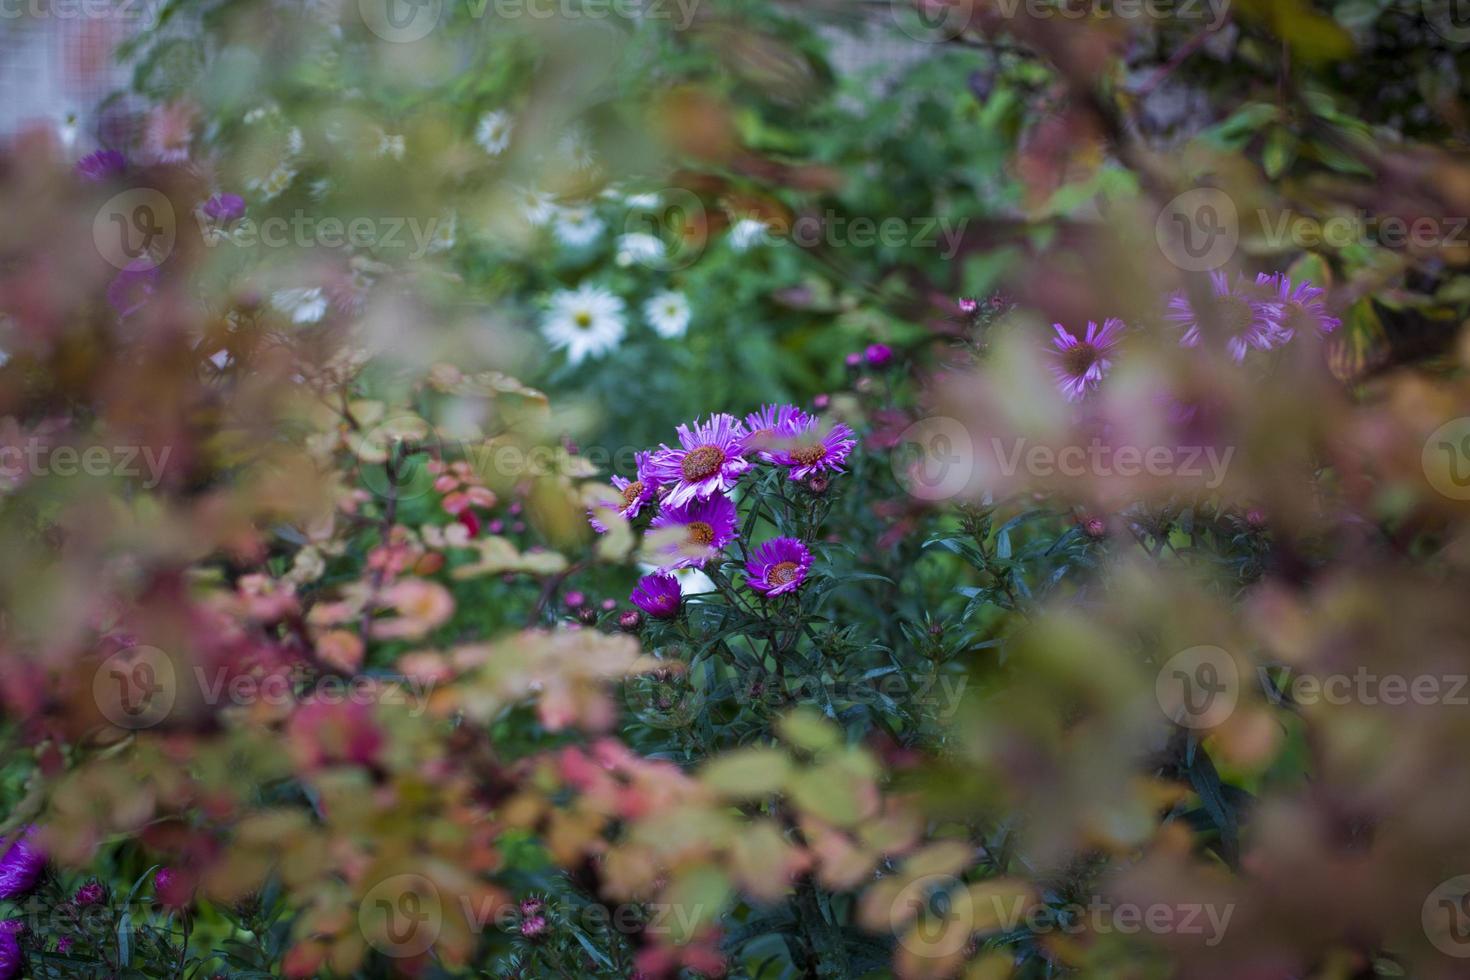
[682,445,725,481]
[687,521,715,546]
[791,444,827,466]
[621,481,644,506]
[768,561,800,585]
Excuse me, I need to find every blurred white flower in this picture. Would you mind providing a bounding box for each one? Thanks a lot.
[729,218,771,252]
[475,110,513,156]
[644,290,691,339]
[553,206,605,249]
[615,232,665,267]
[542,284,627,365]
[558,124,597,171]
[271,287,328,325]
[518,187,557,227]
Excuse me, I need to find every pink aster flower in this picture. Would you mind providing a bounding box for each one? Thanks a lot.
[1166,272,1286,362]
[0,827,44,898]
[1048,318,1125,401]
[630,572,682,619]
[1256,272,1340,337]
[589,451,657,533]
[644,414,751,508]
[763,417,857,481]
[647,493,738,569]
[745,537,813,597]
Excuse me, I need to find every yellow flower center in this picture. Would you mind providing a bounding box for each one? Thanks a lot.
[768,561,800,585]
[681,445,725,481]
[573,311,593,329]
[620,481,644,506]
[791,444,826,467]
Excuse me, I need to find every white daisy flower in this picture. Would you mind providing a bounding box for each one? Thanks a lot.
[557,125,597,171]
[644,290,691,339]
[615,232,665,267]
[425,211,457,254]
[271,287,328,325]
[475,110,513,156]
[542,284,627,365]
[729,217,772,252]
[623,191,661,209]
[552,206,605,249]
[518,187,557,227]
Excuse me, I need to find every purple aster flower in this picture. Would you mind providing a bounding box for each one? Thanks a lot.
[630,572,681,619]
[644,414,751,508]
[1256,273,1340,337]
[743,404,812,458]
[864,343,894,368]
[56,936,72,954]
[0,828,44,899]
[745,537,813,597]
[201,193,246,224]
[0,921,20,980]
[106,260,161,318]
[646,493,738,569]
[588,452,658,534]
[74,880,104,906]
[1165,272,1286,362]
[75,149,126,182]
[1048,318,1125,401]
[763,417,856,481]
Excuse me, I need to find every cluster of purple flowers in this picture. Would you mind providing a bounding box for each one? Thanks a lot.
[0,825,46,980]
[1045,273,1340,402]
[593,406,855,620]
